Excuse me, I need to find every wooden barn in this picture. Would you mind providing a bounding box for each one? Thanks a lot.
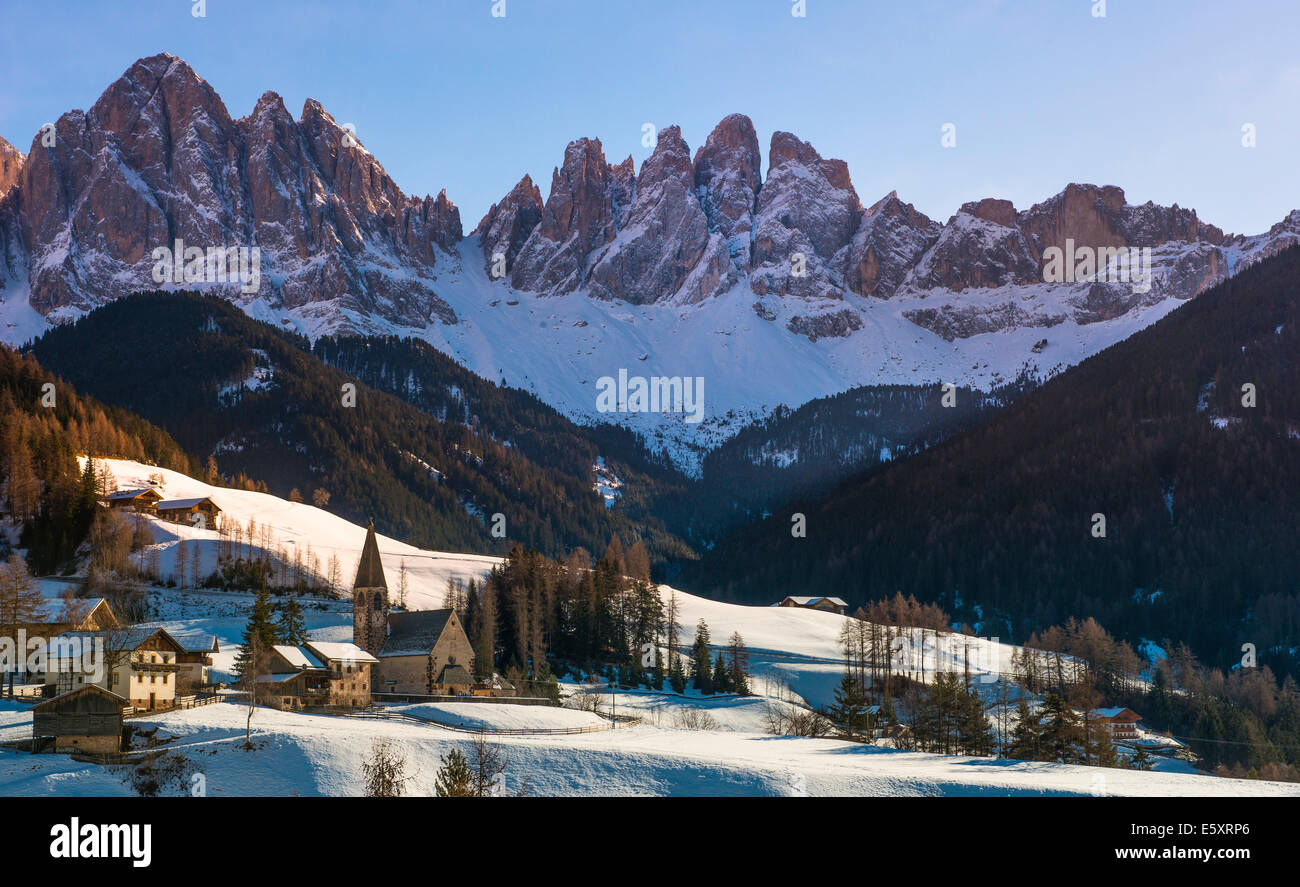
[154,496,222,528]
[32,685,126,755]
[105,488,163,512]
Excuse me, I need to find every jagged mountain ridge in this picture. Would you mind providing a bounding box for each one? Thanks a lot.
[3,53,1299,469]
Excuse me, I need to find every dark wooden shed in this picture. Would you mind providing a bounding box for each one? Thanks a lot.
[32,685,126,755]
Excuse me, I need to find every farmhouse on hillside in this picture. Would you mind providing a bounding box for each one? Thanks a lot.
[775,595,849,615]
[105,487,163,512]
[351,523,478,696]
[1090,707,1143,741]
[154,496,222,528]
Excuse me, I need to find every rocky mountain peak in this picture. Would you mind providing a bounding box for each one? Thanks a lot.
[474,174,544,277]
[509,137,619,294]
[845,192,941,299]
[750,131,861,299]
[693,113,761,272]
[586,124,735,305]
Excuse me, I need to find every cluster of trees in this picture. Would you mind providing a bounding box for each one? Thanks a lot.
[688,245,1300,680]
[1013,615,1300,780]
[0,345,192,573]
[1006,693,1122,767]
[232,583,310,678]
[437,540,750,699]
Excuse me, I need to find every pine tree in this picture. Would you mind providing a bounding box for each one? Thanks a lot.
[727,631,751,696]
[1129,744,1155,771]
[1038,693,1085,764]
[434,748,475,797]
[1007,698,1043,761]
[669,656,687,694]
[277,595,307,645]
[828,671,872,740]
[690,619,712,693]
[712,652,731,694]
[235,581,279,678]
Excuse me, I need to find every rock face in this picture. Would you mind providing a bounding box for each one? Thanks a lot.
[905,201,1040,291]
[844,192,941,299]
[0,138,22,197]
[474,174,543,278]
[750,132,862,300]
[693,114,761,272]
[12,54,461,324]
[587,126,734,305]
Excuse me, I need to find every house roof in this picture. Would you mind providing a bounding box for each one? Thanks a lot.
[56,626,184,654]
[777,596,848,608]
[353,523,388,590]
[305,641,378,665]
[107,488,162,501]
[33,684,127,711]
[255,673,303,685]
[272,645,327,671]
[380,609,454,657]
[155,497,219,511]
[170,631,220,653]
[1092,707,1141,721]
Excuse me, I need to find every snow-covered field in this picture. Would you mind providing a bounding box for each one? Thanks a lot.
[1,701,1294,798]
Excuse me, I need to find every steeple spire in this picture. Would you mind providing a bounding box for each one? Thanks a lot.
[354,522,388,590]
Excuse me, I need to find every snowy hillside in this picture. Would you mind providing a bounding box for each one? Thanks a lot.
[84,457,500,604]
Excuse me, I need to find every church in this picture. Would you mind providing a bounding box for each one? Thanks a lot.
[352,523,478,696]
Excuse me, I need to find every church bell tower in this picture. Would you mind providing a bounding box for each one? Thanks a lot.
[352,521,390,657]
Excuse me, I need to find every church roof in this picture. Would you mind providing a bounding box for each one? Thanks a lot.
[437,664,473,686]
[380,609,454,657]
[354,522,388,590]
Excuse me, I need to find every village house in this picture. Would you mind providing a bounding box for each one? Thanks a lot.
[31,685,126,755]
[775,595,849,615]
[4,596,121,691]
[50,626,184,711]
[351,523,479,696]
[258,640,378,709]
[170,631,220,690]
[104,487,163,512]
[154,496,222,528]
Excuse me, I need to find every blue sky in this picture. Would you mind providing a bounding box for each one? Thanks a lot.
[2,0,1298,234]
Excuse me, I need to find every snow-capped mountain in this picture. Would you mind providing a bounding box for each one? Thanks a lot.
[3,53,1299,470]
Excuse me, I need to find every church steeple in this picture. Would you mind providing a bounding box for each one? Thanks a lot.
[352,521,390,657]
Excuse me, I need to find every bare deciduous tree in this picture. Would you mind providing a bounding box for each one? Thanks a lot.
[362,738,409,797]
